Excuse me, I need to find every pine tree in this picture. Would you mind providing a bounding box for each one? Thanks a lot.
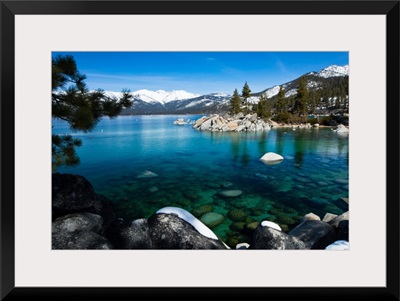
[275,86,287,113]
[308,89,317,114]
[256,94,271,118]
[52,54,133,171]
[293,76,308,117]
[241,81,251,114]
[229,88,242,115]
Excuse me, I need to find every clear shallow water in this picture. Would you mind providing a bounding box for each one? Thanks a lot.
[53,115,349,246]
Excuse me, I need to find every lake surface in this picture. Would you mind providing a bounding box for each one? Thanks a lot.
[52,115,349,245]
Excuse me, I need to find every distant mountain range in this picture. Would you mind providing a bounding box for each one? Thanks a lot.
[117,64,349,115]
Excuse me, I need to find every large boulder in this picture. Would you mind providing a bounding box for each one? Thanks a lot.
[250,224,306,249]
[87,194,116,233]
[200,117,214,130]
[52,212,103,234]
[52,173,97,214]
[52,230,114,249]
[120,219,153,249]
[147,213,227,249]
[249,113,258,122]
[227,121,239,131]
[52,173,116,232]
[52,212,114,249]
[193,116,208,129]
[288,220,337,249]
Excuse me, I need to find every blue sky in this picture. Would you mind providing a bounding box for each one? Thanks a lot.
[52,52,348,95]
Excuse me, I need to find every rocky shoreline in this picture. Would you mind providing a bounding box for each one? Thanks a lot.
[52,173,349,250]
[190,112,350,132]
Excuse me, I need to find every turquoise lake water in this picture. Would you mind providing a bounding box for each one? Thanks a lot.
[53,115,349,246]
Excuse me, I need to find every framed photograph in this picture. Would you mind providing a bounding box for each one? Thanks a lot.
[1,0,399,300]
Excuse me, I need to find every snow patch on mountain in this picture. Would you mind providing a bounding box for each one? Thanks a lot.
[307,81,320,88]
[185,99,214,108]
[132,89,201,104]
[285,89,297,97]
[264,85,281,98]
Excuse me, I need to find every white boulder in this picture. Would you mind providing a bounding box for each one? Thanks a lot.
[325,240,349,250]
[336,124,349,133]
[260,152,284,164]
[261,220,282,231]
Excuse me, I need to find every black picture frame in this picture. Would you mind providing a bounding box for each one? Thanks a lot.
[1,1,399,300]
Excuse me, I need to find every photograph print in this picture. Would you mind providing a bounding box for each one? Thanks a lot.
[51,51,349,250]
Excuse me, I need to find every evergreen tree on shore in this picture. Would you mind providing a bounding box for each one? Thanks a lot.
[229,88,242,115]
[241,81,251,114]
[256,94,271,118]
[52,54,133,171]
[293,76,308,117]
[275,86,287,114]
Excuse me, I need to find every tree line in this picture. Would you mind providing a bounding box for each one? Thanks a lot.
[229,75,349,123]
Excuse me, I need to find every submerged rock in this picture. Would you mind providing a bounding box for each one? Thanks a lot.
[192,204,214,217]
[136,170,159,178]
[218,190,243,198]
[200,212,224,228]
[227,209,248,222]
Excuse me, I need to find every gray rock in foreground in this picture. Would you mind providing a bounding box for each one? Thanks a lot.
[250,225,307,250]
[147,213,227,249]
[52,173,97,212]
[288,220,337,249]
[52,212,103,234]
[52,173,117,233]
[52,230,114,249]
[119,219,153,249]
[52,212,114,249]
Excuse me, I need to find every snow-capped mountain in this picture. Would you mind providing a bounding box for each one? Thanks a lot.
[119,64,348,115]
[257,65,349,100]
[311,64,349,78]
[121,92,230,115]
[131,89,200,104]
